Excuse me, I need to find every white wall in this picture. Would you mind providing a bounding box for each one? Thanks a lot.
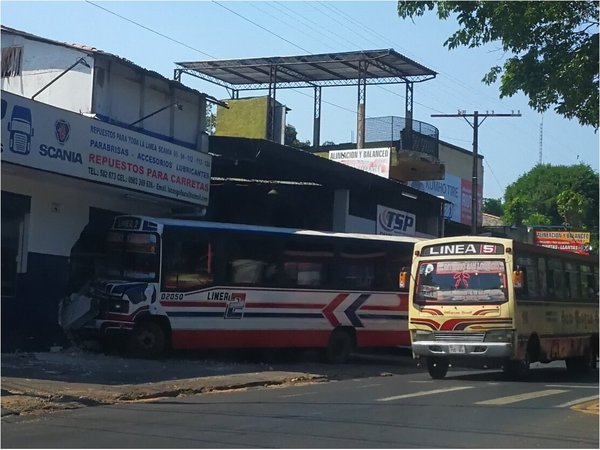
[2,170,172,257]
[1,34,92,114]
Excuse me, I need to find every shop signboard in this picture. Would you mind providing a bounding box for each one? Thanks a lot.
[376,205,416,236]
[1,91,211,206]
[329,147,390,178]
[533,230,591,255]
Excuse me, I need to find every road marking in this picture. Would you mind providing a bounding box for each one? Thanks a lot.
[377,386,474,402]
[280,392,316,398]
[476,389,568,405]
[357,383,382,389]
[546,384,599,389]
[555,395,599,408]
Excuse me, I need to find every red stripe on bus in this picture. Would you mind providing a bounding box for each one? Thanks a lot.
[410,318,440,330]
[171,329,410,350]
[171,330,331,349]
[356,330,410,347]
[322,293,350,327]
[246,302,326,309]
[361,293,406,312]
[161,301,227,307]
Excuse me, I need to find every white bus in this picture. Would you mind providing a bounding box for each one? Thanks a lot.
[60,215,422,361]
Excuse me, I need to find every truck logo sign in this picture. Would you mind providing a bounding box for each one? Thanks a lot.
[54,119,70,144]
[7,104,34,155]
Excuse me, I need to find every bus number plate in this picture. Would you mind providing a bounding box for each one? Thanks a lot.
[449,345,466,354]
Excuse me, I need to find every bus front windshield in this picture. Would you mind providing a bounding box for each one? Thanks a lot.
[415,260,508,305]
[103,231,159,282]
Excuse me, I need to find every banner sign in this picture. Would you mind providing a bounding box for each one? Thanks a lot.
[1,91,211,206]
[533,230,591,255]
[376,205,416,236]
[329,147,390,178]
[408,174,482,226]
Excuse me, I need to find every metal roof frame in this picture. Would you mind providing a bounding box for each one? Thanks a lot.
[175,49,436,90]
[174,49,437,149]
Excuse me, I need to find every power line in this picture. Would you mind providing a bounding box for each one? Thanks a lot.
[211,1,311,54]
[84,1,217,59]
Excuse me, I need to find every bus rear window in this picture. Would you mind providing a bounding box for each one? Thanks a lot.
[415,260,507,305]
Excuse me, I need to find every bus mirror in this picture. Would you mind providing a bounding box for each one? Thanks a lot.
[513,270,524,289]
[399,271,408,290]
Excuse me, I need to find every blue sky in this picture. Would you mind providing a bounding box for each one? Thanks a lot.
[2,1,598,200]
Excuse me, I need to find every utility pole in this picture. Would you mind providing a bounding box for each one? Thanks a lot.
[431,110,521,235]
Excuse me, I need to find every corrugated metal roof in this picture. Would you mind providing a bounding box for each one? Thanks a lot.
[176,49,437,90]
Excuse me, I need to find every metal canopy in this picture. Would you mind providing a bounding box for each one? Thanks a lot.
[176,49,436,90]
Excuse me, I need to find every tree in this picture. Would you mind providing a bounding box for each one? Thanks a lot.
[482,198,504,216]
[397,1,599,128]
[285,124,311,149]
[503,164,598,248]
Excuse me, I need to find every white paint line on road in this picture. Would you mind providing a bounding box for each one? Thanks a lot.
[408,380,434,383]
[555,395,599,408]
[377,386,474,402]
[357,383,382,389]
[280,392,317,398]
[476,389,568,406]
[546,384,599,389]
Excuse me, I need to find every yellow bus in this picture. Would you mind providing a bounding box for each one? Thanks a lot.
[406,236,599,379]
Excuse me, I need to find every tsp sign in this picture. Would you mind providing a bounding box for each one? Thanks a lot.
[376,205,416,236]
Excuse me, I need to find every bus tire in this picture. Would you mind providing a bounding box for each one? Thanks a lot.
[325,329,355,364]
[128,321,166,359]
[427,357,449,379]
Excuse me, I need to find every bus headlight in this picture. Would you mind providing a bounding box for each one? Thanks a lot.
[484,330,513,343]
[412,330,434,342]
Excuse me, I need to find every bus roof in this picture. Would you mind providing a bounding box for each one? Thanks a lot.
[414,235,597,263]
[115,215,425,244]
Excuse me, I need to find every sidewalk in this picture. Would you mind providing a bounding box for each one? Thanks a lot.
[1,348,415,418]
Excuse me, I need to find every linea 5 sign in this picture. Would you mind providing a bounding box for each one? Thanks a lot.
[376,205,416,236]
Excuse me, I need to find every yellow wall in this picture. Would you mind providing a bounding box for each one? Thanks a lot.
[214,97,268,139]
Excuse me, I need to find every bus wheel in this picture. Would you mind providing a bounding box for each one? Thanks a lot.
[326,329,355,364]
[128,321,166,359]
[427,357,449,379]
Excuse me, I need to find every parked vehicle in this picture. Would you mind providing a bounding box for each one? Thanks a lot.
[60,215,421,361]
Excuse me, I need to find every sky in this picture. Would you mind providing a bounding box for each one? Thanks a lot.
[2,1,598,200]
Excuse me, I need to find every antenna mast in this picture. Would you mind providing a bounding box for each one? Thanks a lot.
[538,116,543,165]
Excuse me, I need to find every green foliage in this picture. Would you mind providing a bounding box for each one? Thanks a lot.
[503,164,599,248]
[522,212,552,227]
[205,105,216,135]
[556,190,590,227]
[482,197,504,216]
[285,124,311,149]
[397,1,599,128]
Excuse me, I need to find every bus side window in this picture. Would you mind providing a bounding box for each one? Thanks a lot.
[547,258,564,300]
[225,236,278,286]
[282,240,333,288]
[162,235,214,291]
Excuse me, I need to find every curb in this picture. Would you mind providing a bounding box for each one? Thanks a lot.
[1,372,326,417]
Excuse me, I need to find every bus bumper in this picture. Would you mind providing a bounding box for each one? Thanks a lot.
[411,341,513,359]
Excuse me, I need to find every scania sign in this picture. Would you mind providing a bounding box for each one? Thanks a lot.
[421,242,504,256]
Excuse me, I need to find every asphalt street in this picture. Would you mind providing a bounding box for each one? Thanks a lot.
[2,358,598,448]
